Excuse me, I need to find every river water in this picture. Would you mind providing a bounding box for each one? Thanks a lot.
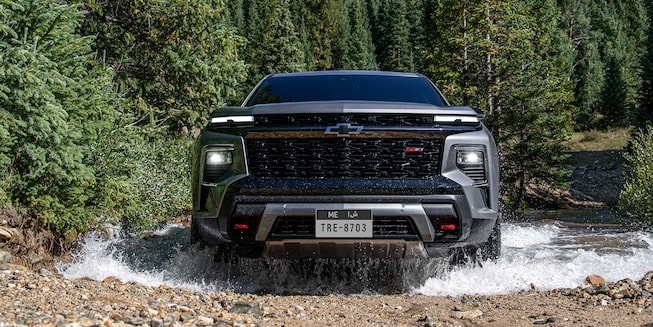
[57,210,653,296]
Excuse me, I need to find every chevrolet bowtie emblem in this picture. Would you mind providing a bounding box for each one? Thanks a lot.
[325,123,363,136]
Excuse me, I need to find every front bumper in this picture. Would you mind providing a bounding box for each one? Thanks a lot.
[193,176,498,259]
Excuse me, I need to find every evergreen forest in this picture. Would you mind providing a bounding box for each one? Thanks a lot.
[2,0,653,237]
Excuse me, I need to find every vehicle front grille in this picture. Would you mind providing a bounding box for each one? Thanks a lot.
[268,216,418,239]
[246,138,442,179]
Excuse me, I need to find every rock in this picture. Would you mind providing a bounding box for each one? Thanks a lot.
[450,309,483,320]
[288,304,304,315]
[102,276,121,284]
[177,305,195,315]
[139,231,157,240]
[229,301,263,316]
[179,312,193,322]
[147,308,159,317]
[418,315,438,327]
[589,284,610,295]
[123,316,146,325]
[547,317,561,323]
[0,226,12,240]
[534,316,562,325]
[197,316,214,324]
[586,274,606,286]
[0,249,10,264]
[0,263,27,271]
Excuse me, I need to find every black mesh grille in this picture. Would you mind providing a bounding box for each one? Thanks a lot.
[269,216,418,238]
[373,216,417,237]
[255,114,435,127]
[246,138,442,179]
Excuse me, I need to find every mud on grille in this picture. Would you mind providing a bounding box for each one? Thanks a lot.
[269,216,418,239]
[246,138,442,178]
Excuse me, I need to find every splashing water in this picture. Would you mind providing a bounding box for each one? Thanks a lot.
[415,223,653,296]
[57,218,653,296]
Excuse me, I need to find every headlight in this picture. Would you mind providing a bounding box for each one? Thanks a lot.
[455,146,487,185]
[456,150,484,166]
[206,151,232,166]
[203,147,233,183]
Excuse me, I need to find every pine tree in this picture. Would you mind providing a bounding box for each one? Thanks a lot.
[80,0,248,130]
[486,1,575,205]
[406,0,427,72]
[424,0,575,206]
[558,0,603,129]
[613,0,647,125]
[557,0,646,130]
[245,0,305,86]
[423,0,488,106]
[374,0,412,71]
[637,0,653,127]
[335,0,377,70]
[293,0,340,70]
[599,56,630,128]
[0,0,115,231]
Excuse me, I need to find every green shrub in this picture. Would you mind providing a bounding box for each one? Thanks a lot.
[0,0,115,232]
[619,126,653,223]
[88,128,193,232]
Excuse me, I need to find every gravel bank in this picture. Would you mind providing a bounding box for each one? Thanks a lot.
[1,263,653,327]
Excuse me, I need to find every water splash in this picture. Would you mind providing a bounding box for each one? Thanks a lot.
[414,224,653,296]
[58,221,653,296]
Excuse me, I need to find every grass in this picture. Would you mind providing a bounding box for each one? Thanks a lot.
[565,127,632,152]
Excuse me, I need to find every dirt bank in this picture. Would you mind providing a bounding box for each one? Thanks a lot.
[522,149,626,210]
[568,150,625,207]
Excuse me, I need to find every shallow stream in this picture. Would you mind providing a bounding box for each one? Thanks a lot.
[57,210,653,296]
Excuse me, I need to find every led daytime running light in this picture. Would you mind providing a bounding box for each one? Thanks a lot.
[211,116,254,124]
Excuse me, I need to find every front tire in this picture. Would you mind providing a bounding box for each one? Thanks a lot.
[479,220,501,261]
[190,216,203,245]
[449,219,501,265]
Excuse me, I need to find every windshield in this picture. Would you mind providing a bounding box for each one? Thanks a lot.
[244,74,448,107]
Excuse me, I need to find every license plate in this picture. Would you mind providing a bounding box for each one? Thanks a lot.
[315,209,373,238]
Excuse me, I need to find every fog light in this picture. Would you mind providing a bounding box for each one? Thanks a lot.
[455,146,487,185]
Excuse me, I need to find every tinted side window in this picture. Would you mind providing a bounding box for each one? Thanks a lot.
[245,75,447,106]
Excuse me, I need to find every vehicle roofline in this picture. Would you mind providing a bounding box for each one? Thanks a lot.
[264,70,424,78]
[240,70,445,106]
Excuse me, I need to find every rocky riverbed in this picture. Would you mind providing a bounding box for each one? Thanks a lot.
[1,261,652,327]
